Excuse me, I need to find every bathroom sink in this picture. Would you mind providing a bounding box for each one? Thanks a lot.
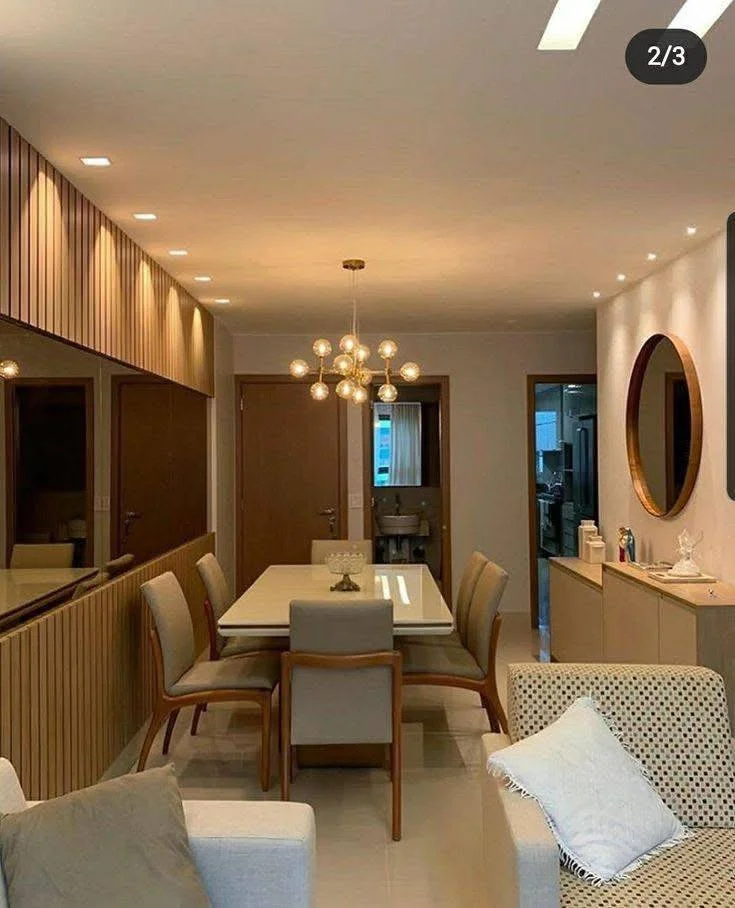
[378,514,421,536]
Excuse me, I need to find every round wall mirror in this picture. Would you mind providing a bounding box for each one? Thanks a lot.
[626,333,702,518]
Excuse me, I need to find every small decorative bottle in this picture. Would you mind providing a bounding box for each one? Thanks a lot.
[617,527,630,562]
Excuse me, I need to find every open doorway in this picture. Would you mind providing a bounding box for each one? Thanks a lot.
[527,375,597,632]
[5,379,94,567]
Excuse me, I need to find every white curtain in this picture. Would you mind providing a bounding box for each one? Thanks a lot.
[379,402,422,486]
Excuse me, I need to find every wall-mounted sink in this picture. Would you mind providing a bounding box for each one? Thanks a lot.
[378,514,421,536]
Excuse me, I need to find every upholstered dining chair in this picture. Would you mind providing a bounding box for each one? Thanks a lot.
[281,599,403,840]
[310,539,373,564]
[10,542,74,569]
[138,571,280,790]
[104,553,135,577]
[397,559,509,733]
[190,552,288,739]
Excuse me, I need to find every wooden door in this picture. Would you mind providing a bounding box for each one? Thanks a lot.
[111,378,208,563]
[236,378,347,593]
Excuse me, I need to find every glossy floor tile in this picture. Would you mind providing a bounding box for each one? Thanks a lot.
[140,611,537,907]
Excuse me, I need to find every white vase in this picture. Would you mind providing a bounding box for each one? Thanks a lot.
[578,522,598,561]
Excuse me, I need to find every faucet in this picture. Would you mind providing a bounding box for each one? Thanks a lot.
[394,493,401,515]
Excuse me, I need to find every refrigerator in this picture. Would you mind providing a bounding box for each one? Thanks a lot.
[573,414,598,523]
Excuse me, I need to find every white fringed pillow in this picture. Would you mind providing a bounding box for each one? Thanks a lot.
[487,696,688,883]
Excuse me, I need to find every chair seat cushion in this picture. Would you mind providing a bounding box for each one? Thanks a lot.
[398,630,463,649]
[220,635,288,658]
[170,654,279,695]
[397,639,483,679]
[560,828,735,907]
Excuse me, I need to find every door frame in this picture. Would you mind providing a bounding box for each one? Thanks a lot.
[4,377,95,567]
[526,373,596,628]
[361,375,452,602]
[235,375,349,594]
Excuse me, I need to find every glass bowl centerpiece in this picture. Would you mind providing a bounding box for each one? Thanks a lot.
[325,550,366,592]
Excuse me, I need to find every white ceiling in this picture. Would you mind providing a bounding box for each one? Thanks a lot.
[0,1,733,333]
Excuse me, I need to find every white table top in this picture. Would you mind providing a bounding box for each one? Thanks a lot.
[219,564,454,636]
[0,567,97,621]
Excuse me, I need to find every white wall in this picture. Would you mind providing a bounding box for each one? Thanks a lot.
[597,232,734,576]
[233,330,596,613]
[210,320,236,590]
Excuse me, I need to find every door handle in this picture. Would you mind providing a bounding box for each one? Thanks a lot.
[122,510,142,541]
[319,507,337,537]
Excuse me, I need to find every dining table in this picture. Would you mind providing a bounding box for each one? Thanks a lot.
[0,567,98,631]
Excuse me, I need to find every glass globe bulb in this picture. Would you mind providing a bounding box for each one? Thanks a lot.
[358,368,373,386]
[310,381,329,401]
[333,353,353,375]
[377,383,398,403]
[399,361,421,382]
[352,386,368,405]
[339,334,358,353]
[0,359,20,379]
[355,344,370,363]
[289,358,309,378]
[312,338,332,358]
[378,339,398,360]
[336,378,356,399]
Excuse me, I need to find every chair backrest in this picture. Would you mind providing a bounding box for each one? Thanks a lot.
[288,599,394,746]
[196,552,231,622]
[463,560,508,672]
[104,553,134,577]
[455,550,488,638]
[310,539,373,564]
[507,663,735,829]
[71,572,109,600]
[10,543,74,569]
[140,572,195,694]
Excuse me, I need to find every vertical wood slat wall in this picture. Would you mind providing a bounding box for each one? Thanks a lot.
[0,533,214,800]
[0,117,214,396]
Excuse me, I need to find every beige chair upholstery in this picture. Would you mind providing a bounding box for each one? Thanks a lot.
[482,663,735,907]
[281,599,403,839]
[71,572,109,599]
[10,543,74,569]
[398,559,509,732]
[104,553,134,577]
[138,571,279,789]
[310,539,373,564]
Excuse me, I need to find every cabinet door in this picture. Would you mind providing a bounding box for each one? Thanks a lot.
[659,597,697,665]
[550,566,603,662]
[603,572,659,663]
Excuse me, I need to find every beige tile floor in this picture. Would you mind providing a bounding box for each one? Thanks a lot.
[141,612,538,908]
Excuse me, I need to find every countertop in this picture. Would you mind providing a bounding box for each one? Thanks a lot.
[549,557,603,589]
[603,562,735,608]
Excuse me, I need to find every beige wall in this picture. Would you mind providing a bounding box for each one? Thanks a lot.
[210,320,236,590]
[232,329,596,613]
[597,232,734,576]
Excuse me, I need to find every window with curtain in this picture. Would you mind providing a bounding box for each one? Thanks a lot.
[373,403,422,486]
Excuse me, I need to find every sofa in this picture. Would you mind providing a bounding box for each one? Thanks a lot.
[0,758,315,908]
[481,663,735,907]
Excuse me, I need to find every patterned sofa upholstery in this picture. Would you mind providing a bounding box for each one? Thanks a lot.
[481,663,735,907]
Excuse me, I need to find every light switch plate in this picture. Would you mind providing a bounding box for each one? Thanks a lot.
[349,493,363,509]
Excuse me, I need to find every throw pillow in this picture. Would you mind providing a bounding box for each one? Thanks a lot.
[0,764,210,908]
[487,696,688,883]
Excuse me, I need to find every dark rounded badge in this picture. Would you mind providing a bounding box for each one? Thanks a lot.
[626,29,707,84]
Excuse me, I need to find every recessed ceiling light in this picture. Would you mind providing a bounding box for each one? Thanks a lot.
[686,226,698,236]
[194,275,212,283]
[80,156,111,167]
[647,252,658,261]
[538,0,604,50]
[592,291,601,299]
[168,249,188,256]
[133,212,157,221]
[616,273,627,282]
[213,298,231,304]
[669,0,734,38]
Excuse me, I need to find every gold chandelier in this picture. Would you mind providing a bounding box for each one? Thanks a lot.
[289,259,420,404]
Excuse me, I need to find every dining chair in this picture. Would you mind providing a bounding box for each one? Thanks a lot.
[138,571,280,790]
[71,571,109,599]
[10,542,75,569]
[281,599,403,840]
[104,553,135,577]
[397,560,509,733]
[310,539,373,564]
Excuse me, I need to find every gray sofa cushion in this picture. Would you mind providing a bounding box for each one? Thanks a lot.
[0,765,210,908]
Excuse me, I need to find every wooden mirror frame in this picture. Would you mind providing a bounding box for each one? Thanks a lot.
[625,332,702,518]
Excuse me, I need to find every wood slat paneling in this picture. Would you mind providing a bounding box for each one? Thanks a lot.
[0,117,214,396]
[0,533,214,799]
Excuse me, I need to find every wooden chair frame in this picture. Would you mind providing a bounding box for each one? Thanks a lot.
[403,613,507,734]
[280,650,403,841]
[138,627,274,791]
